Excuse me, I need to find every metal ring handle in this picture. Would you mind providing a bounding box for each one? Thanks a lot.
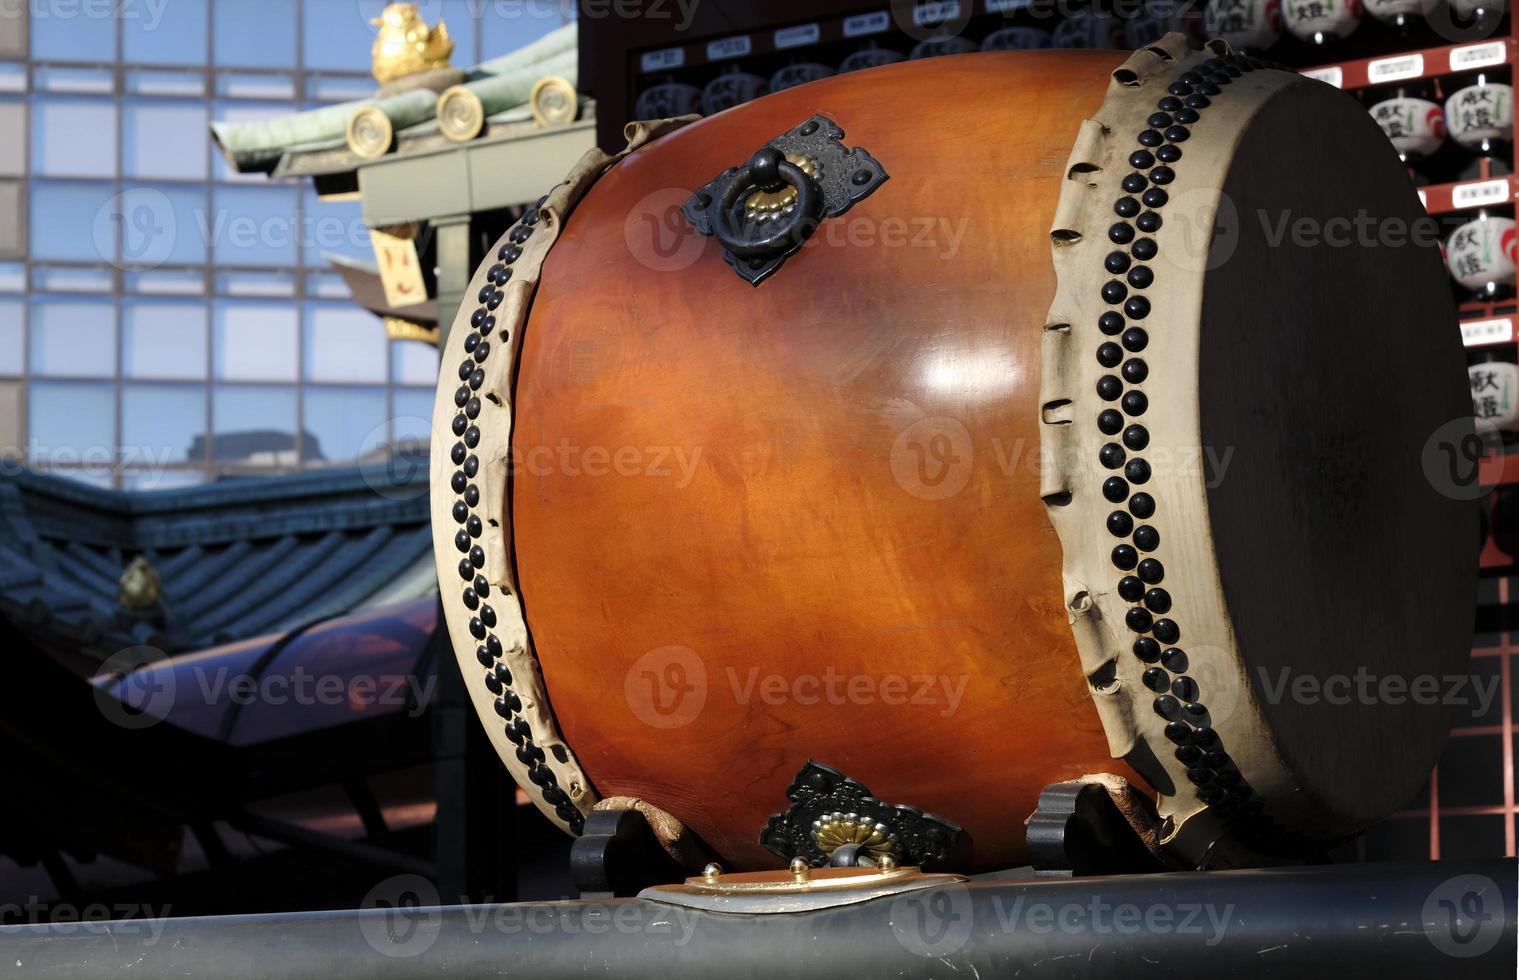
[715,147,819,259]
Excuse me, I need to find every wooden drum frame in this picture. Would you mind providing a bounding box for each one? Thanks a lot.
[430,36,1476,872]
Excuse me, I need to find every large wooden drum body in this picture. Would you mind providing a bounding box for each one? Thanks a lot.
[432,37,1476,872]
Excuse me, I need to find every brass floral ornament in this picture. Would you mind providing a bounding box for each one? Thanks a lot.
[371,3,455,84]
[744,154,819,222]
[761,761,963,868]
[811,812,898,860]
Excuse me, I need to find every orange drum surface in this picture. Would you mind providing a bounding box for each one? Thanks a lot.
[511,52,1133,870]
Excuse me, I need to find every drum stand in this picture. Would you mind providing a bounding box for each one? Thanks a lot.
[570,807,690,899]
[1024,779,1167,877]
[571,773,1165,897]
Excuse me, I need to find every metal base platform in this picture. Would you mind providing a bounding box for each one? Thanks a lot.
[2,858,1513,979]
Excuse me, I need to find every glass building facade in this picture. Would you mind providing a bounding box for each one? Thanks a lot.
[0,0,571,488]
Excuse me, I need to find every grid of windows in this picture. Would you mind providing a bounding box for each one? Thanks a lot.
[1,0,573,488]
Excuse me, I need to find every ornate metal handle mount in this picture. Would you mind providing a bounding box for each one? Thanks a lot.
[683,115,888,286]
[713,147,820,260]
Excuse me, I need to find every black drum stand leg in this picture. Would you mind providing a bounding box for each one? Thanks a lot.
[570,807,690,898]
[1025,780,1168,877]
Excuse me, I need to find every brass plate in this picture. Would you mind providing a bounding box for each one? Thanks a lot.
[639,866,966,914]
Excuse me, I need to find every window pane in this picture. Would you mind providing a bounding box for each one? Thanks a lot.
[391,340,437,386]
[31,98,117,178]
[306,77,374,102]
[122,300,207,380]
[215,0,298,68]
[29,182,117,262]
[124,101,209,180]
[302,189,369,267]
[303,386,386,463]
[29,381,116,467]
[126,70,207,97]
[213,302,298,381]
[30,299,116,377]
[215,73,296,100]
[392,387,433,450]
[36,185,205,267]
[122,384,205,465]
[30,6,116,61]
[0,299,22,376]
[32,266,113,293]
[123,0,207,65]
[211,186,299,267]
[34,66,114,94]
[303,304,386,382]
[116,185,209,267]
[215,270,295,296]
[127,268,205,295]
[305,0,375,70]
[306,272,350,298]
[212,385,300,465]
[123,379,206,464]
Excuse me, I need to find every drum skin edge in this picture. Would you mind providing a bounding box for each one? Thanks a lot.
[1043,38,1476,865]
[1043,37,1307,867]
[429,115,697,837]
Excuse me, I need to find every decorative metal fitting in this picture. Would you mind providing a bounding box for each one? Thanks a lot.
[759,761,963,869]
[682,115,888,286]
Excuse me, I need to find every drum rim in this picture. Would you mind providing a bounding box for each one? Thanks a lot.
[1042,35,1316,867]
[428,115,697,837]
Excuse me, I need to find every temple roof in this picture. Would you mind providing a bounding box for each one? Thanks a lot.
[0,463,434,662]
[209,23,582,180]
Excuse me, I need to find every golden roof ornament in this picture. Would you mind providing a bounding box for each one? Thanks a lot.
[370,3,454,84]
[118,555,161,611]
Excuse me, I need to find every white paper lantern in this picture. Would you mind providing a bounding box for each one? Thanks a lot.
[1445,80,1513,151]
[909,35,978,59]
[1204,0,1284,50]
[1363,0,1438,23]
[1450,0,1507,24]
[634,83,701,120]
[981,27,1052,51]
[1052,10,1126,48]
[1369,96,1447,160]
[770,63,834,92]
[838,47,906,73]
[1470,361,1519,433]
[1281,0,1362,43]
[1446,216,1517,291]
[701,72,767,116]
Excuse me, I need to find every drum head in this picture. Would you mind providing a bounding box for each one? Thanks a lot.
[1043,41,1475,860]
[1200,82,1475,832]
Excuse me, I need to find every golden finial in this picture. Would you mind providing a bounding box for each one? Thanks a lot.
[118,555,161,611]
[370,3,454,84]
